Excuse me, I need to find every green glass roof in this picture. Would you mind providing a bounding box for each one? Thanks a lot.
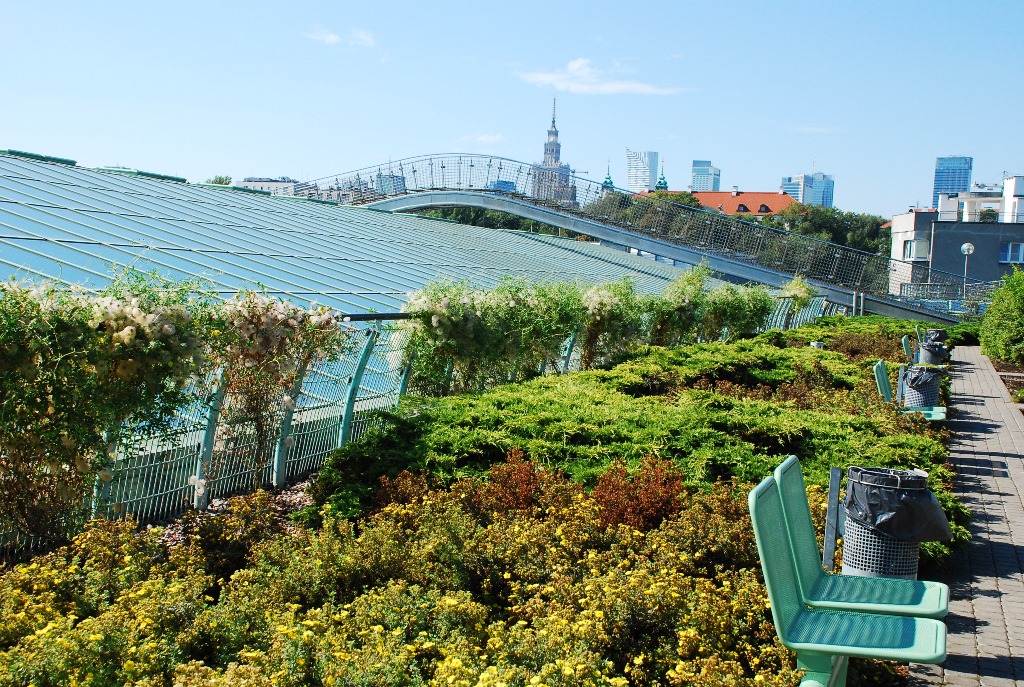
[0,151,686,313]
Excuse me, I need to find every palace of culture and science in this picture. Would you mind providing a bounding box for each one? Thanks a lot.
[530,100,577,206]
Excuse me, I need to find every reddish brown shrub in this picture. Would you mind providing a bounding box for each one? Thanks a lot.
[375,470,431,508]
[592,457,687,531]
[828,332,902,362]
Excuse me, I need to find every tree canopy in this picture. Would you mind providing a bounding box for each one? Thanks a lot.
[758,203,890,254]
[205,175,232,185]
[647,189,704,209]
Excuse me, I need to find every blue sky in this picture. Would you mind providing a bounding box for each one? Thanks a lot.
[1,1,1020,218]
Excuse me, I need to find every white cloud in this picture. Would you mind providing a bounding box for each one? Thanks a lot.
[305,27,341,44]
[462,133,504,144]
[347,29,375,48]
[304,27,375,48]
[517,58,681,95]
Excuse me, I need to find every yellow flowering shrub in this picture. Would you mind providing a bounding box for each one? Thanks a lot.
[0,460,898,687]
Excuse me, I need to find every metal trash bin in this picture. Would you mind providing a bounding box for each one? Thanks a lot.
[842,467,952,580]
[903,365,944,407]
[918,340,949,365]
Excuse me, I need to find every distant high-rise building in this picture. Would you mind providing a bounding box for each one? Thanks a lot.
[781,172,835,207]
[691,160,721,192]
[375,172,406,196]
[626,149,658,193]
[932,156,973,208]
[531,99,577,205]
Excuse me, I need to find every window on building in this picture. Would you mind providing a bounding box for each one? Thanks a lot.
[736,204,749,213]
[903,239,930,261]
[758,204,771,213]
[999,242,1024,263]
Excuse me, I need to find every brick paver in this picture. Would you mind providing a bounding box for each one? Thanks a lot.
[911,346,1024,687]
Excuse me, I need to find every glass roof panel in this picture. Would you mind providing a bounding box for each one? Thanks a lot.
[0,152,687,313]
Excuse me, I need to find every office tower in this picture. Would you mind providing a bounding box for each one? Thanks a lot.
[932,156,973,208]
[626,149,658,193]
[691,160,721,192]
[781,172,835,208]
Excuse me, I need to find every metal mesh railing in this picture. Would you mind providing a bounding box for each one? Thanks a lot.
[280,154,984,317]
[1,317,413,563]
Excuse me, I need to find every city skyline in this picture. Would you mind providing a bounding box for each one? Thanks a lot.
[0,1,1020,219]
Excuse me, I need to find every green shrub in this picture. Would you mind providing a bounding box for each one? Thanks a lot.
[981,267,1024,364]
[308,336,965,560]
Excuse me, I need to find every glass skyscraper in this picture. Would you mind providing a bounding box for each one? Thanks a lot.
[932,156,973,208]
[780,172,834,208]
[691,160,721,191]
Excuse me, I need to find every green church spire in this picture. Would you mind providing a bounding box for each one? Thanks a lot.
[602,161,615,192]
[655,164,668,191]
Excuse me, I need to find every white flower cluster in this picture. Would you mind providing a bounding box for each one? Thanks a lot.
[403,287,481,341]
[222,292,342,363]
[582,284,622,322]
[91,295,194,349]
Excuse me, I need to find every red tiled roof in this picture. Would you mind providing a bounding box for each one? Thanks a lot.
[688,191,798,216]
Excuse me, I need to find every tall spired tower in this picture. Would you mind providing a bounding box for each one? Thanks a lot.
[532,99,577,205]
[543,99,561,167]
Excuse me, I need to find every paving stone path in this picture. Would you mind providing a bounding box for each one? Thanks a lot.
[912,346,1024,687]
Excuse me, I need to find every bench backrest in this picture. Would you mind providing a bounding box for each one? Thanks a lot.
[901,335,914,361]
[774,456,825,593]
[748,476,804,644]
[873,360,894,402]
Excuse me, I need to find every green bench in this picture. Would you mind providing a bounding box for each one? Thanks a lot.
[774,456,948,618]
[749,476,947,687]
[873,360,946,422]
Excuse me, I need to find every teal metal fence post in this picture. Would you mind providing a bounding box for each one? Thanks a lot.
[91,428,118,518]
[338,329,379,447]
[273,364,307,488]
[560,329,579,373]
[398,358,414,398]
[195,374,227,510]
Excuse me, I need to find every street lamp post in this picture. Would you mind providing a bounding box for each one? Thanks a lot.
[961,242,975,300]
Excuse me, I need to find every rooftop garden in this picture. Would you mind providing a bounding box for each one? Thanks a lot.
[0,268,987,687]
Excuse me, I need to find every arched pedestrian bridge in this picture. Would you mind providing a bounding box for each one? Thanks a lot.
[279,154,985,323]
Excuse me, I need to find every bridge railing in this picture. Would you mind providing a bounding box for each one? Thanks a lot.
[279,154,982,317]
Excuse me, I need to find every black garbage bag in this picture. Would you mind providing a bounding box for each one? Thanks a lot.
[904,365,945,389]
[925,329,948,343]
[903,364,944,406]
[918,340,949,364]
[844,467,952,542]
